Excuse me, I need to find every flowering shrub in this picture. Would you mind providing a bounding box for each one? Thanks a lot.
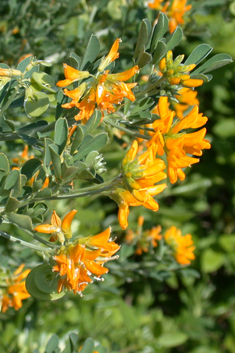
[0,1,234,352]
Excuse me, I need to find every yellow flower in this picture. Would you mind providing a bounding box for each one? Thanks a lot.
[112,140,167,229]
[34,209,77,243]
[53,227,120,294]
[1,264,31,313]
[164,226,195,265]
[159,50,203,88]
[148,96,211,183]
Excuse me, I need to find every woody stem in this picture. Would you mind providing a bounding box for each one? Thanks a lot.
[0,230,55,253]
[104,118,151,140]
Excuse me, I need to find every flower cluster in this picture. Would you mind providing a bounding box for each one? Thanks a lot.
[148,0,192,33]
[1,264,31,313]
[126,216,162,255]
[57,39,139,124]
[159,50,203,88]
[164,226,195,265]
[35,210,120,295]
[148,96,211,183]
[112,140,167,229]
[126,220,195,265]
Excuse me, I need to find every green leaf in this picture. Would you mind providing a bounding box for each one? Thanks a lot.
[26,264,66,301]
[201,249,225,273]
[4,169,21,198]
[80,338,95,353]
[134,19,151,59]
[150,12,169,53]
[193,53,233,74]
[119,244,135,261]
[32,72,56,93]
[85,110,102,134]
[16,133,38,146]
[54,118,68,155]
[21,158,42,181]
[45,334,60,353]
[61,163,86,183]
[190,73,212,83]
[80,35,100,70]
[36,188,52,199]
[26,269,52,301]
[157,332,188,347]
[166,27,183,52]
[85,151,99,167]
[136,51,152,68]
[219,234,235,253]
[16,56,32,72]
[74,133,108,161]
[69,52,81,69]
[4,192,21,212]
[71,126,84,155]
[130,97,154,115]
[152,40,167,65]
[43,138,54,166]
[7,213,34,232]
[69,332,79,350]
[0,153,10,183]
[184,44,213,65]
[34,264,59,294]
[24,91,49,118]
[49,145,61,179]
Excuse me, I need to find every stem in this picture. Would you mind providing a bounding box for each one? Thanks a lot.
[34,183,117,201]
[0,230,55,253]
[135,76,166,98]
[104,118,151,140]
[20,176,122,205]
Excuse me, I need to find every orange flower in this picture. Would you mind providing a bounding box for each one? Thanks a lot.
[126,216,162,255]
[0,68,22,77]
[148,96,211,183]
[148,0,165,10]
[56,64,90,88]
[53,227,120,294]
[81,227,120,257]
[12,145,31,165]
[159,50,203,88]
[98,38,121,72]
[12,146,49,188]
[149,0,192,33]
[58,39,139,123]
[34,209,77,243]
[168,0,192,33]
[174,87,199,119]
[1,264,31,313]
[111,140,167,229]
[17,53,33,64]
[164,226,195,265]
